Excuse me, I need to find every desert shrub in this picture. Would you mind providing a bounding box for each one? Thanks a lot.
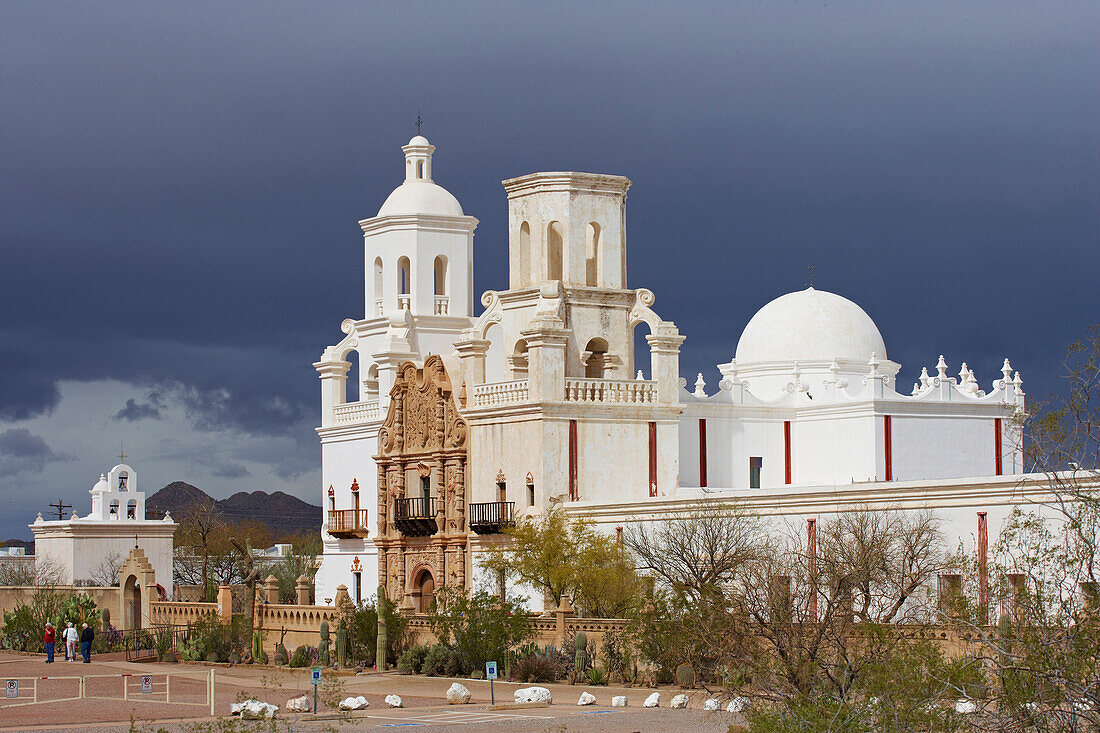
[511,651,559,683]
[421,644,462,677]
[289,644,317,668]
[347,594,409,667]
[586,667,608,686]
[397,644,430,674]
[427,588,533,677]
[1,589,101,652]
[177,612,249,663]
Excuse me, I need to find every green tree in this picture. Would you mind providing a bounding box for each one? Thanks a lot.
[481,507,641,616]
[427,587,533,675]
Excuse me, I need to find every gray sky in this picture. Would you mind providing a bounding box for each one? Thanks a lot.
[1,1,1097,538]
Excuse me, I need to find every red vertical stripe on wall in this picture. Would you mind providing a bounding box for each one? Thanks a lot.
[783,420,792,485]
[977,511,988,624]
[884,415,893,481]
[698,419,708,487]
[648,421,658,497]
[568,420,578,501]
[994,418,1003,475]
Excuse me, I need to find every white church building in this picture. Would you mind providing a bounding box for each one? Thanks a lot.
[31,461,177,599]
[314,135,1031,612]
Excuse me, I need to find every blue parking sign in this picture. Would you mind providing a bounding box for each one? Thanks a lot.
[311,667,322,685]
[486,661,497,680]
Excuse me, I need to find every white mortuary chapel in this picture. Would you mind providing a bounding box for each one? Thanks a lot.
[313,135,1032,612]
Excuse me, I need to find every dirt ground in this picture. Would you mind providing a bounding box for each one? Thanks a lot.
[0,652,745,732]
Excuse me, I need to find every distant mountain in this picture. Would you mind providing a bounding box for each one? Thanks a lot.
[146,482,320,540]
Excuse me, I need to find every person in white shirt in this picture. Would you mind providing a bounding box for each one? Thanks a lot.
[63,622,79,662]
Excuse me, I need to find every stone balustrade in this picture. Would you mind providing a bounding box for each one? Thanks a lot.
[471,379,530,407]
[150,601,218,626]
[564,378,657,404]
[333,400,382,425]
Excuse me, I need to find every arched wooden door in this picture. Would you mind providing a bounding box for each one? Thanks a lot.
[416,570,435,613]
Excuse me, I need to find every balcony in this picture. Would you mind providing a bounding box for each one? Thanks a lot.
[434,295,450,315]
[471,379,529,407]
[564,378,657,404]
[393,496,438,536]
[328,510,369,538]
[332,400,382,426]
[468,501,515,535]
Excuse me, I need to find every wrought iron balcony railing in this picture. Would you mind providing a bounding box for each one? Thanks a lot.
[468,501,515,535]
[327,509,369,538]
[393,496,438,536]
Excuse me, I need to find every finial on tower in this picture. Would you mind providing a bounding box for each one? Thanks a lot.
[118,442,127,465]
[805,261,816,289]
[416,110,422,136]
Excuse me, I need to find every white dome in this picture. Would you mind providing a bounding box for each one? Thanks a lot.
[90,473,108,494]
[735,287,886,365]
[377,180,464,217]
[407,135,430,147]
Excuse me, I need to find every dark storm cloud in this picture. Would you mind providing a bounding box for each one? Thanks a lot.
[0,1,1097,493]
[0,429,69,474]
[113,398,162,422]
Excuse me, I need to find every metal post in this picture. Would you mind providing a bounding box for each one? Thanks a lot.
[124,676,128,701]
[313,681,318,715]
[490,676,494,706]
[166,674,171,704]
[209,669,215,716]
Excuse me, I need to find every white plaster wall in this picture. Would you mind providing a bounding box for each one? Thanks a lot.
[34,527,175,596]
[892,414,998,481]
[316,430,379,603]
[365,225,474,318]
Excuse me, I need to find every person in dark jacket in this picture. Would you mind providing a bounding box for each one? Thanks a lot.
[43,622,55,663]
[79,623,94,663]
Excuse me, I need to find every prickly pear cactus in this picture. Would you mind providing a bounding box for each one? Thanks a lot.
[336,619,348,668]
[273,643,289,666]
[319,620,330,666]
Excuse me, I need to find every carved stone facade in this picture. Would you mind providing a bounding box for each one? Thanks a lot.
[374,355,468,611]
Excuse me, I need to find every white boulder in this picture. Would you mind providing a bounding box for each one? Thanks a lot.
[611,695,628,707]
[577,691,597,706]
[514,686,553,704]
[671,694,689,709]
[955,699,978,714]
[385,694,403,708]
[704,698,720,711]
[338,696,370,710]
[727,696,749,713]
[286,695,312,713]
[644,692,661,708]
[446,682,471,704]
[240,700,278,719]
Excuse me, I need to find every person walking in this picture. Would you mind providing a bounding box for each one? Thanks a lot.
[80,623,94,663]
[64,622,78,662]
[43,622,55,663]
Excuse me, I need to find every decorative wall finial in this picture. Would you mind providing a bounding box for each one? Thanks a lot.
[694,373,707,398]
[919,367,931,388]
[1001,358,1013,385]
[936,355,948,380]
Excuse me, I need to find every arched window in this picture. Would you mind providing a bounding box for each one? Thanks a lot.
[416,160,424,179]
[584,338,610,378]
[345,350,360,403]
[510,339,529,378]
[126,500,137,520]
[373,257,384,314]
[434,255,447,295]
[518,221,531,286]
[365,363,379,402]
[547,221,564,281]
[585,222,601,286]
[117,471,128,490]
[109,499,120,518]
[397,256,411,309]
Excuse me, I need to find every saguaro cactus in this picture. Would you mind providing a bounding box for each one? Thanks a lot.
[101,608,111,629]
[376,586,388,670]
[319,620,331,666]
[573,630,588,682]
[336,619,348,668]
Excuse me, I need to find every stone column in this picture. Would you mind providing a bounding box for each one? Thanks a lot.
[523,318,570,402]
[314,360,351,427]
[217,585,233,623]
[454,334,491,391]
[646,325,685,404]
[295,575,310,605]
[264,575,279,605]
